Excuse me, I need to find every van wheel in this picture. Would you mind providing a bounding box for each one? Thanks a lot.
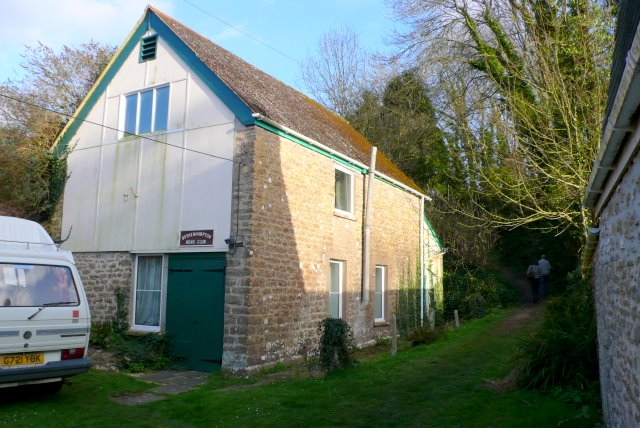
[40,381,63,395]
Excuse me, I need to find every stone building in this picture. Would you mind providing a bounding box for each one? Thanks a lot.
[53,6,443,372]
[583,1,640,425]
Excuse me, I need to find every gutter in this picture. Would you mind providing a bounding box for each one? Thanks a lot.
[252,113,431,201]
[585,23,640,216]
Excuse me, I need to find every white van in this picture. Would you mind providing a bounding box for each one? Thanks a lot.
[0,216,90,393]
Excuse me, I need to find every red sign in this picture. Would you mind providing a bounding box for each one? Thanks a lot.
[179,230,214,246]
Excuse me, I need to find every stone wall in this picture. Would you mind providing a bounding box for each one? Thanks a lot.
[233,126,422,370]
[592,151,640,427]
[73,252,134,323]
[222,124,254,372]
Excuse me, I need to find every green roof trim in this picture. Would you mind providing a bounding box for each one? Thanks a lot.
[423,214,443,251]
[255,120,367,173]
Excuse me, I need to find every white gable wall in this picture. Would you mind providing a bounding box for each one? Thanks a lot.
[62,29,235,253]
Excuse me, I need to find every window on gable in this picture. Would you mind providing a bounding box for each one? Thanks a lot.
[334,166,353,215]
[329,260,344,319]
[140,35,158,62]
[133,255,164,331]
[123,85,169,136]
[375,265,386,322]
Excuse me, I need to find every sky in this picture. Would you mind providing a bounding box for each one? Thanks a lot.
[0,0,406,94]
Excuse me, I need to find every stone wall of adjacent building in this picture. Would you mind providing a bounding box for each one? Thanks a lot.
[591,151,640,427]
[232,126,423,371]
[222,124,254,372]
[73,252,134,323]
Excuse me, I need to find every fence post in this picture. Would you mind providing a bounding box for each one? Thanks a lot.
[454,310,460,328]
[428,307,435,331]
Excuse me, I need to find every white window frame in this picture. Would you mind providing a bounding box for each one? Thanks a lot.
[334,165,354,216]
[375,265,386,322]
[119,84,170,138]
[329,260,344,319]
[131,254,167,332]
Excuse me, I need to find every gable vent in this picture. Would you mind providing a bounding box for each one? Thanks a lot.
[140,35,158,62]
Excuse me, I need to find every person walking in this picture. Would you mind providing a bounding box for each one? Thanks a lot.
[526,262,541,303]
[538,255,551,298]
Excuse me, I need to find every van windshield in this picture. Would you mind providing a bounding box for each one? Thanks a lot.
[0,263,79,307]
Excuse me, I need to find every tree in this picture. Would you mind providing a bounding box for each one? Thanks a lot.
[299,26,372,118]
[391,0,616,234]
[0,41,115,220]
[349,69,450,192]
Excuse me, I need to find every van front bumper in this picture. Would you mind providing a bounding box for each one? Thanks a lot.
[0,358,91,384]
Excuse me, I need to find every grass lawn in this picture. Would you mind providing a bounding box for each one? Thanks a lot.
[0,308,600,427]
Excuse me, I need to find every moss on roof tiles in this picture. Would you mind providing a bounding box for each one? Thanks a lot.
[150,6,422,193]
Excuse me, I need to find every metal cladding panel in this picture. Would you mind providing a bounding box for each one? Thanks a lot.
[186,72,235,129]
[104,96,120,142]
[145,36,188,87]
[61,148,100,251]
[93,140,139,250]
[106,40,146,98]
[133,133,182,251]
[180,125,234,252]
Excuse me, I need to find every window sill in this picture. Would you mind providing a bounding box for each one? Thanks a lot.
[374,321,388,327]
[334,210,356,221]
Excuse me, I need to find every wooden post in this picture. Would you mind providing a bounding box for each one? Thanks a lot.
[428,307,435,331]
[454,310,460,328]
[390,314,397,356]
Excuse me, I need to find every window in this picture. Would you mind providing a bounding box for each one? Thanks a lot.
[0,263,79,307]
[334,166,354,215]
[329,260,343,319]
[123,85,169,136]
[375,266,385,321]
[133,255,164,331]
[140,35,158,62]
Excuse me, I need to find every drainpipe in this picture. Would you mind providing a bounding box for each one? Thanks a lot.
[420,196,425,326]
[581,227,600,275]
[361,147,377,306]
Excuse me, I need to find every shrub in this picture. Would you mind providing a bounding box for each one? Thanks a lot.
[90,321,114,349]
[517,268,598,390]
[443,266,517,321]
[108,333,172,372]
[404,324,442,346]
[318,318,355,372]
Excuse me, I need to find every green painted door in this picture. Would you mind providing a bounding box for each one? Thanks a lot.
[166,253,226,371]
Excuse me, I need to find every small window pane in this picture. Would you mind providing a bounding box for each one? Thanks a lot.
[135,256,162,327]
[329,261,342,319]
[138,90,153,134]
[154,86,169,131]
[124,94,137,135]
[375,266,384,320]
[335,169,351,212]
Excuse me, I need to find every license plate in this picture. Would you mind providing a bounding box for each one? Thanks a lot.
[1,353,45,367]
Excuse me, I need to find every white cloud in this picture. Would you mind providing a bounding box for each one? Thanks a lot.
[0,0,174,80]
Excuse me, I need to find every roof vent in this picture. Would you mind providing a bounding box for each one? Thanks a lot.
[140,35,158,62]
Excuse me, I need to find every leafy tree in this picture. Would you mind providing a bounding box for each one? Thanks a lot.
[349,69,450,192]
[0,41,115,220]
[391,0,616,235]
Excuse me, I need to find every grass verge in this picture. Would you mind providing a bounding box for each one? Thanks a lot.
[0,308,601,427]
